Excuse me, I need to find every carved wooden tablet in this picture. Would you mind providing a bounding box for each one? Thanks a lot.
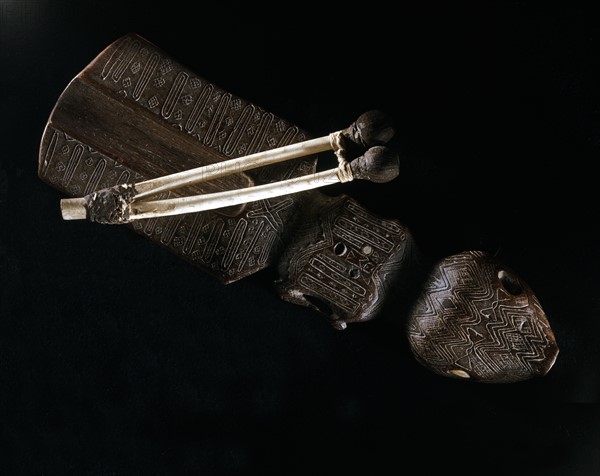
[39,33,317,284]
[407,251,559,383]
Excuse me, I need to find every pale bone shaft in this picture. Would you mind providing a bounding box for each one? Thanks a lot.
[130,168,340,220]
[135,135,332,199]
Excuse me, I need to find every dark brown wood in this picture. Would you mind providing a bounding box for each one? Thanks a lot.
[38,33,560,383]
[39,33,318,284]
[49,75,254,206]
[276,194,418,329]
[407,251,559,383]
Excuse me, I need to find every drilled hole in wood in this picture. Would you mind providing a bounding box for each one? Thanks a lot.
[498,270,523,295]
[333,242,347,256]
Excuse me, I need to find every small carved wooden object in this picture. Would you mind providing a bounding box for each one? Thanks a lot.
[276,195,417,330]
[407,251,559,383]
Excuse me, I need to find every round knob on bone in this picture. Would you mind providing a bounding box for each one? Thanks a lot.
[341,110,395,148]
[350,146,399,183]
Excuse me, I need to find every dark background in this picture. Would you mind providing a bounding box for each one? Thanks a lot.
[1,1,599,474]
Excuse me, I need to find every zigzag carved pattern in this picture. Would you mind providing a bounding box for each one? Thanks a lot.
[407,251,558,383]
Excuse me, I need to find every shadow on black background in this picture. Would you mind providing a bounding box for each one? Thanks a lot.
[1,1,599,474]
